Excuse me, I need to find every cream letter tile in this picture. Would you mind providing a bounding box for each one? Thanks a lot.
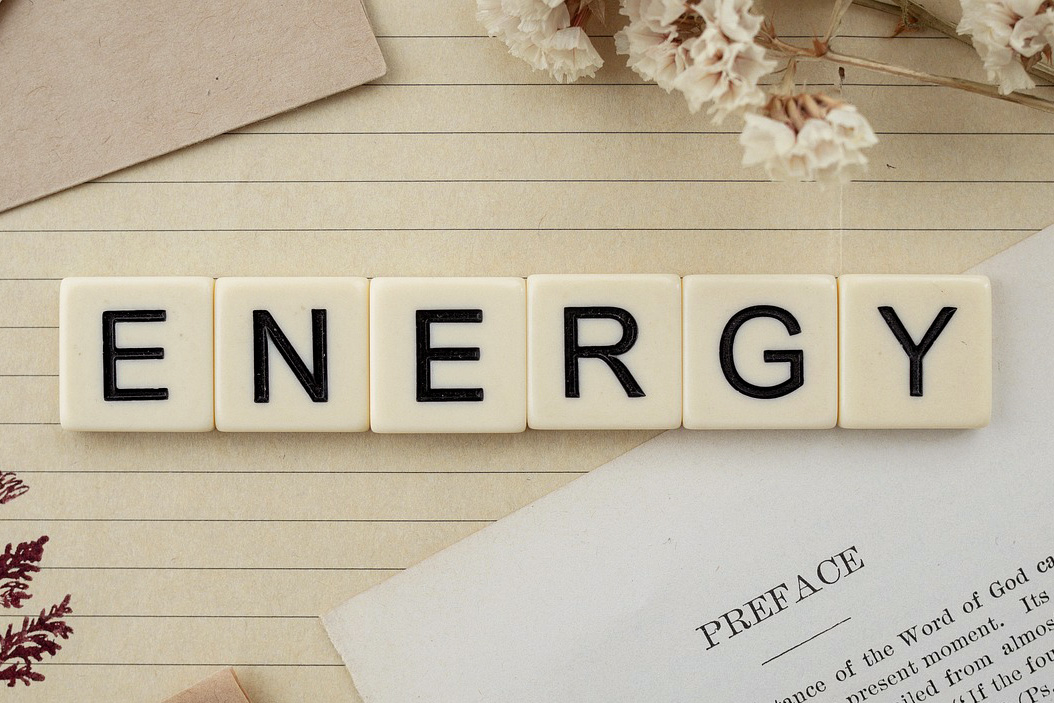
[683,275,837,429]
[369,277,526,433]
[527,274,681,430]
[839,275,992,429]
[214,277,369,432]
[59,277,214,432]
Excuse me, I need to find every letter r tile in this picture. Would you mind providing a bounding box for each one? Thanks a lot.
[59,277,214,432]
[838,275,992,429]
[214,277,369,432]
[527,274,681,430]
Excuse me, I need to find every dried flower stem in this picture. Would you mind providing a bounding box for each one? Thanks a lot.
[0,595,74,687]
[0,537,48,610]
[762,35,1054,114]
[570,1,591,28]
[852,0,1054,84]
[0,473,28,505]
[824,0,857,41]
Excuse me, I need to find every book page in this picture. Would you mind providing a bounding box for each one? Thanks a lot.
[0,1,1051,701]
[324,226,1054,703]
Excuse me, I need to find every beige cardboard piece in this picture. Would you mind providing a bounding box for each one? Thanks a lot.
[162,669,250,703]
[0,0,1051,702]
[0,0,386,213]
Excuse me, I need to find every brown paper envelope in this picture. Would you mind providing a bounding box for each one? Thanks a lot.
[0,0,386,213]
[162,669,251,703]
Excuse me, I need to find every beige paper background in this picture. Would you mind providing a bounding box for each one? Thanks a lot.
[0,1,1051,702]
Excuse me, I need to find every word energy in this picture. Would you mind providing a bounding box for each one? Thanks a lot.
[58,274,992,433]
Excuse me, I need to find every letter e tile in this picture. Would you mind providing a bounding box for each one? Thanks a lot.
[369,277,526,433]
[59,277,215,432]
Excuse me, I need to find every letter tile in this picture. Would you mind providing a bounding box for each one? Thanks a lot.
[838,274,992,429]
[527,274,681,430]
[369,277,526,433]
[59,277,214,432]
[214,277,369,432]
[682,275,837,429]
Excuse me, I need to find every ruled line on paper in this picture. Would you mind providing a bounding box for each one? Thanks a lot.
[0,518,497,523]
[11,470,590,475]
[0,614,323,619]
[324,82,1054,88]
[90,178,1054,184]
[31,666,345,670]
[372,34,952,39]
[227,130,1054,135]
[0,228,1043,236]
[39,567,406,572]
[761,618,854,667]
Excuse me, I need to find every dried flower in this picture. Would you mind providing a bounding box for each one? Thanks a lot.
[0,537,48,610]
[0,595,74,687]
[615,0,776,121]
[478,0,604,83]
[958,0,1054,94]
[0,473,28,505]
[740,93,877,183]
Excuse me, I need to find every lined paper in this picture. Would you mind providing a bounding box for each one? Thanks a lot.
[0,1,1051,701]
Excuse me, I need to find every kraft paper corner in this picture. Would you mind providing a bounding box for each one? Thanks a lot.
[162,669,251,703]
[0,0,386,213]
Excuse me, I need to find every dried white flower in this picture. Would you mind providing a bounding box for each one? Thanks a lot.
[543,27,604,83]
[740,94,877,183]
[615,0,776,121]
[478,0,604,83]
[958,0,1054,94]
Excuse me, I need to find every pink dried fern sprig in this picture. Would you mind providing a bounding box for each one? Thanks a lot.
[0,472,28,505]
[0,536,48,609]
[0,594,74,687]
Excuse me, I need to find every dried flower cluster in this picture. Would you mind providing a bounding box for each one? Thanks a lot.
[0,537,48,609]
[0,472,28,505]
[959,0,1054,93]
[0,485,74,687]
[478,0,605,83]
[741,93,878,182]
[479,0,1054,182]
[616,0,776,121]
[0,595,74,687]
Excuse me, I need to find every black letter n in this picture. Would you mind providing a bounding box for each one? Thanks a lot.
[253,310,328,403]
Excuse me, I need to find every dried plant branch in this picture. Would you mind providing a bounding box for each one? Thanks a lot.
[762,34,1054,114]
[0,537,48,610]
[0,595,74,687]
[852,0,1054,83]
[824,0,857,41]
[0,473,28,505]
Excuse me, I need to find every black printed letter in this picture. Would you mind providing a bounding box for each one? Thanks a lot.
[253,309,328,403]
[416,310,485,402]
[564,307,645,399]
[719,305,804,400]
[878,306,957,397]
[102,310,169,401]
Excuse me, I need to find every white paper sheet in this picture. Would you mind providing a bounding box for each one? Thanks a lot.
[324,227,1054,703]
